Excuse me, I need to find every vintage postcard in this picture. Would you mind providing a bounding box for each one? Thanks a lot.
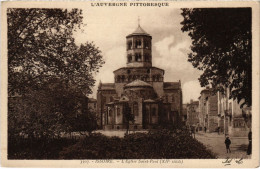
[1,1,259,168]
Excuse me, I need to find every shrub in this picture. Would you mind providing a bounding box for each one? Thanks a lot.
[59,129,216,159]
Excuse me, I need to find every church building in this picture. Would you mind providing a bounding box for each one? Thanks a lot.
[97,23,183,130]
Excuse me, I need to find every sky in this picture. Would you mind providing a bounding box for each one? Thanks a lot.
[74,7,204,104]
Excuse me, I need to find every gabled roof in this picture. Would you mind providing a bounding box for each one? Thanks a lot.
[124,79,153,88]
[126,25,151,37]
[119,96,129,102]
[98,83,115,90]
[163,82,180,90]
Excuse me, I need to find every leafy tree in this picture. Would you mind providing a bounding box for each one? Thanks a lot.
[8,78,88,139]
[8,8,104,96]
[8,9,104,138]
[181,8,252,107]
[70,109,98,136]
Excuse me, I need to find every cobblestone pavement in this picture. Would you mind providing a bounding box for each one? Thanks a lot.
[195,132,251,159]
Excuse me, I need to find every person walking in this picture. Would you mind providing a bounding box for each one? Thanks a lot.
[225,136,231,153]
[217,126,220,135]
[247,130,252,155]
[204,126,207,133]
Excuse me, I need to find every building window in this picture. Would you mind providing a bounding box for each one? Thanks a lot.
[172,95,175,103]
[135,53,141,61]
[153,75,157,81]
[128,41,132,50]
[152,107,156,116]
[117,75,121,82]
[145,75,149,81]
[156,75,160,81]
[133,102,138,116]
[121,75,125,82]
[127,69,131,74]
[165,95,168,103]
[117,108,120,116]
[110,96,113,102]
[128,75,132,82]
[128,54,132,63]
[108,109,112,117]
[144,40,150,49]
[145,53,150,62]
[135,39,142,48]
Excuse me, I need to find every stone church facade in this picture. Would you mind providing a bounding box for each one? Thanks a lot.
[97,24,183,130]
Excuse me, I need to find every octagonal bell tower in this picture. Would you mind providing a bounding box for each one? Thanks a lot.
[126,22,152,67]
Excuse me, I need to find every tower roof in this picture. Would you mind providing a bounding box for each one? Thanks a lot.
[124,79,153,88]
[126,25,151,37]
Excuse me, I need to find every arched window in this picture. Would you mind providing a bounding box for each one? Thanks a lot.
[128,75,132,82]
[145,53,150,62]
[121,75,125,82]
[135,53,141,61]
[133,102,138,116]
[156,75,160,82]
[117,107,120,116]
[144,40,150,49]
[135,39,142,48]
[152,75,156,81]
[145,75,149,81]
[172,95,175,103]
[127,41,132,50]
[127,54,132,63]
[152,107,156,116]
[108,109,112,117]
[165,95,168,103]
[117,75,121,82]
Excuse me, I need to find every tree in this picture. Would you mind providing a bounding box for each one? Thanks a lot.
[8,9,104,138]
[8,8,104,96]
[70,106,98,136]
[8,78,89,139]
[180,8,252,107]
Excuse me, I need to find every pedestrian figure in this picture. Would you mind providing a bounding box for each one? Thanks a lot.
[204,126,207,133]
[217,126,220,135]
[191,126,195,138]
[225,136,231,153]
[247,131,252,155]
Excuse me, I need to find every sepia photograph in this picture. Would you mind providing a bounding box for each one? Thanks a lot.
[1,1,259,168]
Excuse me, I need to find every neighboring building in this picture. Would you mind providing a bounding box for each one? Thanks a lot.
[218,89,251,137]
[198,88,210,130]
[206,92,219,132]
[97,24,183,130]
[187,100,200,128]
[182,104,188,125]
[198,88,219,132]
[198,87,251,136]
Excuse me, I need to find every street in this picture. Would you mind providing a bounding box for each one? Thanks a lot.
[195,132,250,159]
